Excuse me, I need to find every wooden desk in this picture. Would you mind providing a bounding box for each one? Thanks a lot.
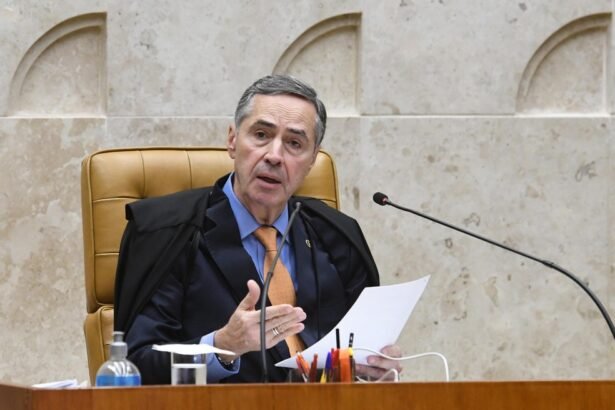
[1,380,614,410]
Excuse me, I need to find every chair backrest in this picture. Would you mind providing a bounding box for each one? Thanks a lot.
[81,146,340,382]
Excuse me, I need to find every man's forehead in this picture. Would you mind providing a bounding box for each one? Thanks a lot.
[251,93,315,112]
[244,95,317,136]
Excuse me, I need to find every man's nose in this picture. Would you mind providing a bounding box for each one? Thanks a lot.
[264,137,283,165]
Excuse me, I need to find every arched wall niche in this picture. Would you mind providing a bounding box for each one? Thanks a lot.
[274,13,361,115]
[9,13,107,116]
[516,13,610,114]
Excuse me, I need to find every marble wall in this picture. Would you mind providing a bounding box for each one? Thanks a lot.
[0,0,613,384]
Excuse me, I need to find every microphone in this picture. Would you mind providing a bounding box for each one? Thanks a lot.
[260,201,302,382]
[373,192,615,341]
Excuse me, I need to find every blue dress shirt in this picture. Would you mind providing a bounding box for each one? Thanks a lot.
[221,173,297,287]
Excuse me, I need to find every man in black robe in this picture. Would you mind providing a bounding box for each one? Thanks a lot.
[115,75,401,383]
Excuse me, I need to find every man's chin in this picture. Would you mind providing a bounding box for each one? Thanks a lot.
[248,191,289,210]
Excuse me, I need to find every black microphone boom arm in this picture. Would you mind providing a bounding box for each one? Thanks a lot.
[372,192,615,341]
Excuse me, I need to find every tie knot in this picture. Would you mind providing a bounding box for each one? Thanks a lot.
[253,226,278,251]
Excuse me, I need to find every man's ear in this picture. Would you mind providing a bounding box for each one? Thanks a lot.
[308,145,319,170]
[227,125,237,159]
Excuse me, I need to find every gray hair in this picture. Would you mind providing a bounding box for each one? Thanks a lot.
[234,75,327,146]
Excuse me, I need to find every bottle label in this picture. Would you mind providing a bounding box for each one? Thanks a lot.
[95,374,141,387]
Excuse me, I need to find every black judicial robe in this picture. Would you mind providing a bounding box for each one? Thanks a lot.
[114,174,379,383]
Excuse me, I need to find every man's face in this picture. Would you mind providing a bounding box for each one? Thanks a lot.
[227,94,319,223]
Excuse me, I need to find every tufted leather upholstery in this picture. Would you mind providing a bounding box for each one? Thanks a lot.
[81,146,340,383]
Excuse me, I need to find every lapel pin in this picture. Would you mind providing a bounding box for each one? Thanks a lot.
[305,239,311,248]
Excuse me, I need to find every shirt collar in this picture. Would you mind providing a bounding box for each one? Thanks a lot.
[222,173,289,240]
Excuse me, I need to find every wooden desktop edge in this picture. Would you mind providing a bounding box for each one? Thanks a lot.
[1,380,614,410]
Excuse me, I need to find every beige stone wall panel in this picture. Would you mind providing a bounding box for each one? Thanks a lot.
[105,0,360,116]
[357,117,613,380]
[360,0,611,114]
[0,118,104,384]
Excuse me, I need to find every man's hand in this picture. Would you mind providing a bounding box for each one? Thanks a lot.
[214,279,306,360]
[355,344,403,381]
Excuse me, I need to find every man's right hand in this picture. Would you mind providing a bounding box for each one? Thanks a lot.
[214,279,306,360]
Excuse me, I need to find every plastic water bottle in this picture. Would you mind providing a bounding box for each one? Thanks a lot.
[95,331,141,386]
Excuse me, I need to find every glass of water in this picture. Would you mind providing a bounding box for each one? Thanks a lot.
[171,352,207,385]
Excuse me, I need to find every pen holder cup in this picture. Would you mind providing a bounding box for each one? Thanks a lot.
[292,348,356,383]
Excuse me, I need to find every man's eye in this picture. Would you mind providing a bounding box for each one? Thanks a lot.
[255,131,267,139]
[288,139,302,149]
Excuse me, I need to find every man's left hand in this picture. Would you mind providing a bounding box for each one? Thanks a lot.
[355,344,403,381]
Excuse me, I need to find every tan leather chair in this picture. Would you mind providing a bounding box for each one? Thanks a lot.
[81,146,340,383]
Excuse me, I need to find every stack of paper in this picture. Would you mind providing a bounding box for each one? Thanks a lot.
[32,379,82,389]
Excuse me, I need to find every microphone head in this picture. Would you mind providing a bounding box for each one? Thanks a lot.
[373,192,389,206]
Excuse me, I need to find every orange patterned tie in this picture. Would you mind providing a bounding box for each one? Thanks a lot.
[253,226,305,356]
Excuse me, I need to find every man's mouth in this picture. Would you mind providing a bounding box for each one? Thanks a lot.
[257,175,281,184]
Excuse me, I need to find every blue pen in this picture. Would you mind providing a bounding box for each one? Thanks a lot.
[323,351,332,383]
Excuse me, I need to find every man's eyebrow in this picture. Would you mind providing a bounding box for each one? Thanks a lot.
[286,127,308,140]
[253,119,276,129]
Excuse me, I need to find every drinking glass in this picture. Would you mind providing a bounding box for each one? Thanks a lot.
[171,352,207,385]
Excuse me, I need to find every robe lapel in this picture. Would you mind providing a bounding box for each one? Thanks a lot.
[291,214,319,348]
[201,191,261,303]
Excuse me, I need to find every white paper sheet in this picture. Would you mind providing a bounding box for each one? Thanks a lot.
[275,275,430,369]
[33,379,83,389]
[152,343,234,356]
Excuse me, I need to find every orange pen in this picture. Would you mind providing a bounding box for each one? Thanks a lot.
[297,353,311,379]
[339,348,351,382]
